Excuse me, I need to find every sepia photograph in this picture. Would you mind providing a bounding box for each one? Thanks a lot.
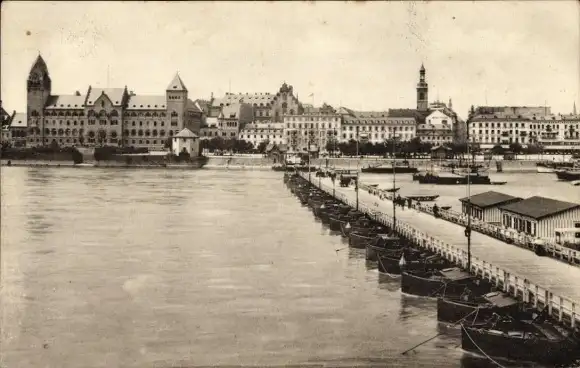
[1,1,579,367]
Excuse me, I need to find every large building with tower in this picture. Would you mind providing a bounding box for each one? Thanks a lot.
[24,55,204,150]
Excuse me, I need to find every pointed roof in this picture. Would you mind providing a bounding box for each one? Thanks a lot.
[420,63,425,72]
[174,128,198,138]
[30,54,48,72]
[167,73,188,92]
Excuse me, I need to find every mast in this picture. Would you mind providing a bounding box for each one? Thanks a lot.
[465,112,473,273]
[392,134,397,234]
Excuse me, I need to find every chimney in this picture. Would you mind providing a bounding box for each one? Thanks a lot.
[75,91,81,96]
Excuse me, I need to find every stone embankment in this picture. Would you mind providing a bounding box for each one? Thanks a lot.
[204,156,274,170]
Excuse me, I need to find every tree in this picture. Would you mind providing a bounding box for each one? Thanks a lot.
[337,139,358,156]
[509,142,523,155]
[164,137,172,150]
[491,144,504,155]
[525,144,544,155]
[49,139,59,151]
[257,139,270,154]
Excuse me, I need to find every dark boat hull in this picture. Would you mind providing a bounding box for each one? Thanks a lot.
[361,167,418,174]
[436,297,518,325]
[349,232,376,249]
[556,170,580,181]
[418,174,491,185]
[401,271,473,297]
[461,325,577,365]
[365,243,402,261]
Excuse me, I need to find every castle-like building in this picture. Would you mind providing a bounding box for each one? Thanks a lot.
[24,55,203,150]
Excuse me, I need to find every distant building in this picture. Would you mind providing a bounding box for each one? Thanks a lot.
[339,108,415,143]
[499,196,580,241]
[216,102,254,139]
[210,82,304,123]
[0,101,10,126]
[417,109,455,146]
[8,112,28,147]
[469,105,580,152]
[239,121,284,148]
[172,128,200,157]
[430,145,453,160]
[284,112,341,153]
[24,55,203,151]
[459,191,523,223]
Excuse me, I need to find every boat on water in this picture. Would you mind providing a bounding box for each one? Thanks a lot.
[361,160,418,174]
[536,160,575,173]
[349,228,388,249]
[377,251,450,275]
[401,267,489,298]
[555,168,580,181]
[365,235,402,261]
[405,194,440,202]
[461,312,580,365]
[417,171,492,185]
[437,291,520,326]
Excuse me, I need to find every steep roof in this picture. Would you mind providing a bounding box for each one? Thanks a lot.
[459,191,522,209]
[86,88,126,107]
[220,103,242,119]
[45,94,87,109]
[431,145,452,151]
[30,54,48,73]
[500,196,580,220]
[174,128,198,138]
[186,99,203,113]
[167,73,188,92]
[126,95,167,110]
[212,92,275,108]
[9,113,27,128]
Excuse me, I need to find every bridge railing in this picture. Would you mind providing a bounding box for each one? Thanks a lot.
[301,172,579,330]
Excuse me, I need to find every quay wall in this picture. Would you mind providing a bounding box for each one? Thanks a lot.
[299,172,579,330]
[311,157,538,173]
[205,156,274,170]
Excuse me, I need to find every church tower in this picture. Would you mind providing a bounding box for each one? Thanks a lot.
[416,64,428,111]
[27,55,52,145]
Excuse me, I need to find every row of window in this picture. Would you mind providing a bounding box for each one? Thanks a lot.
[285,117,339,123]
[475,122,579,129]
[503,214,536,236]
[33,110,180,118]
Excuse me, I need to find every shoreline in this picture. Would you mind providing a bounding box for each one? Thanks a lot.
[0,157,550,173]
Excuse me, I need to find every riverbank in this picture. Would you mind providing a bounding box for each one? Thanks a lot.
[0,156,554,173]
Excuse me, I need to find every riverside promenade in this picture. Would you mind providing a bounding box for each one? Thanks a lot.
[302,173,580,329]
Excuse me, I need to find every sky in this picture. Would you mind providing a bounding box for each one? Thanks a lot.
[1,1,579,120]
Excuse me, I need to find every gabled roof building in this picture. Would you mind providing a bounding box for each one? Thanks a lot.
[24,55,203,151]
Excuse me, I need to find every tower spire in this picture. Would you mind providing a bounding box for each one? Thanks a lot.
[574,101,577,115]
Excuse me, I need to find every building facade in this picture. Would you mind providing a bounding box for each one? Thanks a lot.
[499,196,580,241]
[216,102,254,139]
[416,109,455,145]
[469,105,580,151]
[24,55,203,151]
[172,128,200,157]
[339,108,416,143]
[284,112,341,153]
[239,122,284,147]
[210,82,304,124]
[459,191,523,223]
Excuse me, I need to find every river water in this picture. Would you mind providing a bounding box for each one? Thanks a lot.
[0,167,574,368]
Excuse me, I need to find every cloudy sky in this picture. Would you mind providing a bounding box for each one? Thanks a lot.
[1,1,578,119]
